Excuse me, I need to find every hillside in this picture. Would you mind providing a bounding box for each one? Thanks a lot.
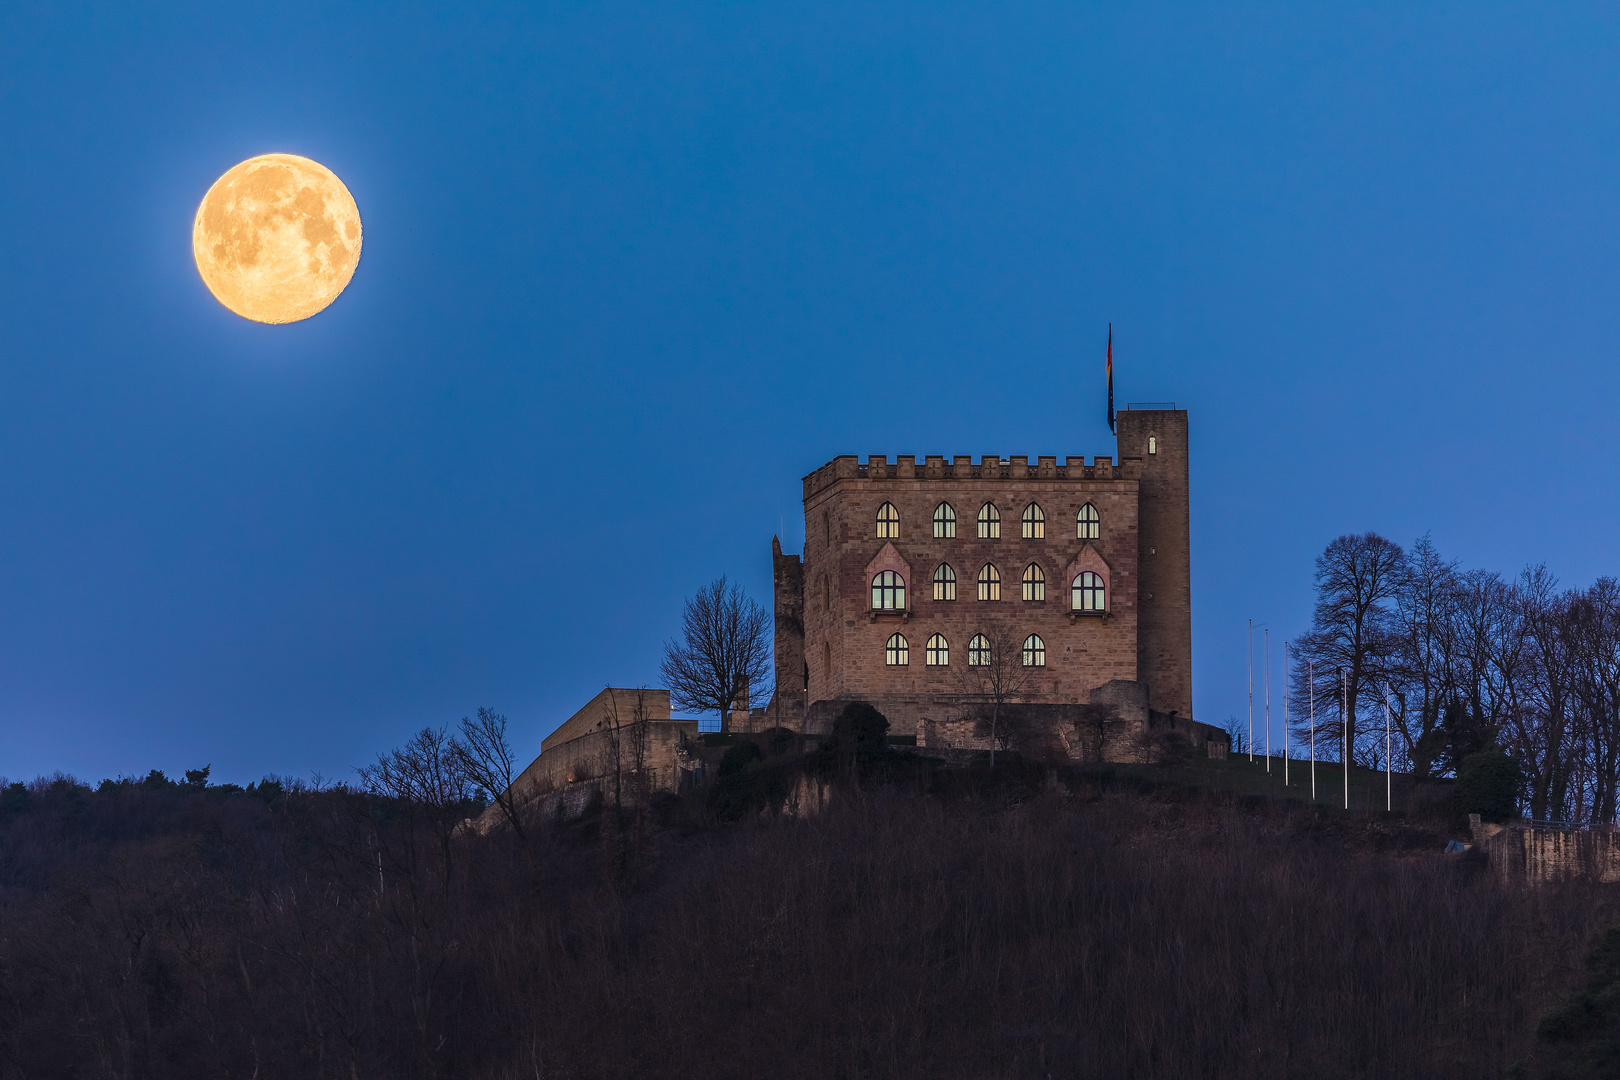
[0,762,1610,1079]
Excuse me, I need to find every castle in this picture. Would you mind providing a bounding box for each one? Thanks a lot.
[492,406,1223,823]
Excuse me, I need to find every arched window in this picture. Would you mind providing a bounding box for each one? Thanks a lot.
[968,633,991,667]
[823,511,831,545]
[977,502,1001,538]
[1022,562,1045,601]
[885,633,909,666]
[876,502,900,539]
[933,502,956,538]
[933,563,957,601]
[1077,502,1100,539]
[1072,571,1106,611]
[1021,502,1045,539]
[977,563,1001,601]
[1023,634,1046,667]
[926,634,949,666]
[872,570,906,610]
[823,574,830,608]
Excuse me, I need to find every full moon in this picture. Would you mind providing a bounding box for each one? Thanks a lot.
[192,154,362,324]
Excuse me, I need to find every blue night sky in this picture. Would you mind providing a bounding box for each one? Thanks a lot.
[2,3,1618,784]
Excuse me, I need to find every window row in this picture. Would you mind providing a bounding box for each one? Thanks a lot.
[883,632,1048,667]
[874,501,1102,540]
[874,566,1106,610]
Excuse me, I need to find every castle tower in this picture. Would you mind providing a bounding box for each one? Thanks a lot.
[770,536,807,729]
[1114,409,1192,719]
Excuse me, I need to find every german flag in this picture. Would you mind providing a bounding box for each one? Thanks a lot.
[1106,324,1115,433]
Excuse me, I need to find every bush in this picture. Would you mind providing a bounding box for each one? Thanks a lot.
[718,740,763,777]
[1456,749,1523,822]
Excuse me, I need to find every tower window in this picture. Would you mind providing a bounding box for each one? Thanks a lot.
[926,633,949,666]
[872,570,906,611]
[1072,571,1106,612]
[823,574,830,608]
[967,634,991,667]
[1022,563,1045,601]
[1022,634,1046,667]
[885,633,909,666]
[933,502,956,538]
[977,563,1001,602]
[977,502,1000,539]
[1148,436,1158,454]
[933,563,957,601]
[1077,503,1100,540]
[823,512,831,545]
[876,502,900,539]
[1021,502,1045,539]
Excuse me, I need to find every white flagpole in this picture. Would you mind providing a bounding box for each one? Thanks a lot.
[1247,620,1254,762]
[1385,689,1392,813]
[1283,643,1290,789]
[1341,667,1349,811]
[1265,629,1271,774]
[1309,658,1316,801]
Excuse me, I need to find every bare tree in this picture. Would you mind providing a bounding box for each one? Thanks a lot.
[454,708,525,840]
[1389,533,1461,776]
[1290,532,1405,765]
[661,576,772,732]
[357,726,473,881]
[955,625,1035,768]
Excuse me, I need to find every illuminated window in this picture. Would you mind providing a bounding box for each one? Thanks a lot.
[885,633,909,666]
[1148,436,1158,455]
[977,563,1001,601]
[977,502,1000,538]
[933,502,956,538]
[933,563,956,601]
[1021,502,1045,539]
[876,502,900,539]
[1072,571,1106,611]
[926,634,949,666]
[1077,503,1100,540]
[872,570,906,610]
[1022,563,1045,601]
[968,634,991,667]
[1022,634,1046,667]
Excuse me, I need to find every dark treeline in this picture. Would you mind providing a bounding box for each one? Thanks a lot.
[0,758,1608,1079]
[1292,532,1620,823]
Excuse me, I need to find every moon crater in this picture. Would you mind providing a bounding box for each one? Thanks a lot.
[193,154,362,324]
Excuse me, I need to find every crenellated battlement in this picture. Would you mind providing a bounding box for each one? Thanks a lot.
[802,453,1135,500]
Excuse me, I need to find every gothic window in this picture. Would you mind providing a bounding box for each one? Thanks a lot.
[926,633,949,666]
[1077,502,1100,539]
[1072,571,1106,612]
[1023,634,1046,667]
[967,633,991,667]
[933,563,957,601]
[1021,502,1045,539]
[1022,562,1045,601]
[823,511,831,545]
[977,502,1000,538]
[872,570,906,610]
[876,502,900,539]
[933,501,956,538]
[977,563,1001,602]
[885,633,909,666]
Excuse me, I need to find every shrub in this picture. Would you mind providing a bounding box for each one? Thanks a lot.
[1456,749,1523,822]
[718,740,764,777]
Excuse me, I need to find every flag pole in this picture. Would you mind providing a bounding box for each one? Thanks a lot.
[1385,688,1392,813]
[1247,621,1254,762]
[1283,643,1290,789]
[1106,324,1115,434]
[1309,659,1316,801]
[1341,667,1349,811]
[1264,629,1271,774]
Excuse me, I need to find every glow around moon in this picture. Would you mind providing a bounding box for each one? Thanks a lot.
[192,154,362,324]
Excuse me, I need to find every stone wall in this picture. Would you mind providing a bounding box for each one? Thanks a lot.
[1472,815,1620,884]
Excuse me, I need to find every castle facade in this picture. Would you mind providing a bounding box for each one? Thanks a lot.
[766,408,1204,752]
